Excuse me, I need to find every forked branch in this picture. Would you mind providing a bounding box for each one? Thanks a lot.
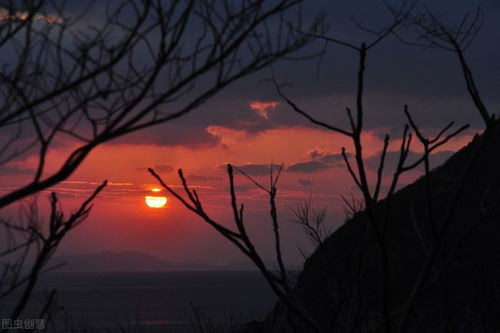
[149,165,322,333]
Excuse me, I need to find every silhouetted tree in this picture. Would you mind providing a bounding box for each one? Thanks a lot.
[279,4,499,332]
[149,164,322,332]
[0,0,318,327]
[150,2,500,333]
[0,0,317,208]
[0,181,106,324]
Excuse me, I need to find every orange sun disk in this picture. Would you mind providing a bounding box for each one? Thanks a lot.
[145,188,167,208]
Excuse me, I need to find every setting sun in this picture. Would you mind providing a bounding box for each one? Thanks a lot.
[145,188,167,208]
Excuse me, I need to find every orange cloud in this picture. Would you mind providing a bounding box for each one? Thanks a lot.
[206,126,249,147]
[249,101,280,119]
[0,8,63,24]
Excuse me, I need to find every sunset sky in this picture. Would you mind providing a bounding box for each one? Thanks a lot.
[0,0,498,266]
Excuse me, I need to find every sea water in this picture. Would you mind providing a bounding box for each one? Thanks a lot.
[4,271,276,332]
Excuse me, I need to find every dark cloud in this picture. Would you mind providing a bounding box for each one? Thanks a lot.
[233,184,255,193]
[218,0,499,132]
[115,121,220,147]
[228,163,282,176]
[286,161,330,173]
[297,179,314,186]
[155,165,174,173]
[6,0,497,153]
[67,0,499,150]
[0,165,34,176]
[112,0,497,149]
[364,150,455,172]
[286,148,349,174]
[187,175,223,182]
[308,149,346,165]
[282,148,348,176]
[136,165,173,173]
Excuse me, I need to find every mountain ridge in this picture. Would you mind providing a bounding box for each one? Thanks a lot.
[51,250,277,272]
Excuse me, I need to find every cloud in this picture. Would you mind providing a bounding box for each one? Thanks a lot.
[1,1,494,156]
[46,180,148,200]
[286,161,330,173]
[364,150,455,172]
[283,147,349,175]
[308,148,345,165]
[297,179,314,186]
[117,122,219,148]
[228,163,282,176]
[206,126,249,147]
[0,165,34,176]
[0,8,63,23]
[154,165,174,173]
[249,101,280,119]
[136,165,173,173]
[187,175,223,182]
[233,184,255,193]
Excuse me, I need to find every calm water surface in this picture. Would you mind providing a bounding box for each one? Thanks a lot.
[9,271,276,332]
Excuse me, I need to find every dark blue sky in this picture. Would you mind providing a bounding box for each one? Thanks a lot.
[116,0,499,147]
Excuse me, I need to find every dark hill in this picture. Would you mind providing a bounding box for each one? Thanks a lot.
[253,124,500,332]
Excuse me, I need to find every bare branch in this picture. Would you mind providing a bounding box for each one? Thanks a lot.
[274,81,352,136]
[0,0,318,209]
[149,165,323,333]
[401,5,493,129]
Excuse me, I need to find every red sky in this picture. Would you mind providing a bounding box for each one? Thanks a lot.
[0,99,477,265]
[0,0,497,266]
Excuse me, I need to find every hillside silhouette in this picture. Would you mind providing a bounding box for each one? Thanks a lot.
[250,123,500,332]
[52,251,276,272]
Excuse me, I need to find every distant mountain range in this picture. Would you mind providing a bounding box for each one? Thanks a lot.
[51,251,275,272]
